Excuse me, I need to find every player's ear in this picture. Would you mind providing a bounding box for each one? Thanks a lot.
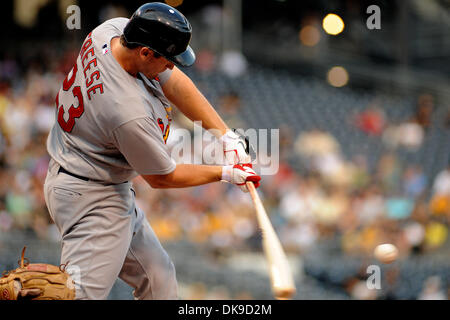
[140,47,151,60]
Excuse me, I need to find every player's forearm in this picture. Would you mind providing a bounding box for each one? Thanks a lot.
[162,67,228,137]
[142,164,222,189]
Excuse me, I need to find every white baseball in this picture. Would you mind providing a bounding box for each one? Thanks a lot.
[374,243,398,264]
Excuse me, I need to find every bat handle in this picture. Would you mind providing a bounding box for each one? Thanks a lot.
[246,181,258,199]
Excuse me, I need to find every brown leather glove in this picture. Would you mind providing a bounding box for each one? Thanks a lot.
[0,247,75,300]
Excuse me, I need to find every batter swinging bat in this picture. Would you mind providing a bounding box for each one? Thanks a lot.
[246,181,296,300]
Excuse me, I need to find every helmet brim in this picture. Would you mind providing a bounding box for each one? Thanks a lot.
[167,45,196,67]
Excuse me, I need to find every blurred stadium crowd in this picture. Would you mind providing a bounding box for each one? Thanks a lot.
[0,42,449,299]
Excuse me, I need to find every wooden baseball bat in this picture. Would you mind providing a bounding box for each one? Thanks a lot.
[246,181,297,300]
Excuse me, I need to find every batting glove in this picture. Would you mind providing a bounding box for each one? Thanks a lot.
[219,129,254,165]
[221,163,261,193]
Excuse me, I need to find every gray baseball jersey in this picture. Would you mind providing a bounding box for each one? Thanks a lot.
[44,18,180,299]
[47,17,176,184]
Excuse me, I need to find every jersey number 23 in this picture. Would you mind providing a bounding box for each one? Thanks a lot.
[55,63,84,133]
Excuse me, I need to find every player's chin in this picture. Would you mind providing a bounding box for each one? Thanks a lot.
[145,73,158,80]
[148,66,166,77]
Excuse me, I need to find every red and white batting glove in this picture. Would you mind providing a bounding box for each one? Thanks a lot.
[219,129,252,165]
[221,164,261,193]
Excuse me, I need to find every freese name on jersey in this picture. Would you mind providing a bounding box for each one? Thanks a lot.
[55,32,104,133]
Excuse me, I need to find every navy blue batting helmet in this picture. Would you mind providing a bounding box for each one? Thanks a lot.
[123,2,196,67]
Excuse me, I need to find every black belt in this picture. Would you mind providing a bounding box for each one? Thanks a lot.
[58,166,90,181]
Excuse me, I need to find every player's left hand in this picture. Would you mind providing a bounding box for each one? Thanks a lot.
[221,163,261,193]
[219,129,254,165]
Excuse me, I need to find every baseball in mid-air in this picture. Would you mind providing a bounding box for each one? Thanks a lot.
[374,243,398,264]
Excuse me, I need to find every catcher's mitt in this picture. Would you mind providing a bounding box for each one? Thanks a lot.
[0,246,75,300]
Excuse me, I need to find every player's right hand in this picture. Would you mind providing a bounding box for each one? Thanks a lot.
[219,129,254,165]
[221,163,261,193]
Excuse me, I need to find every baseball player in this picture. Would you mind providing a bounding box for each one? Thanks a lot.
[43,2,260,300]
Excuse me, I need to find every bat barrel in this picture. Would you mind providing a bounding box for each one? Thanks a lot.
[246,182,297,300]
